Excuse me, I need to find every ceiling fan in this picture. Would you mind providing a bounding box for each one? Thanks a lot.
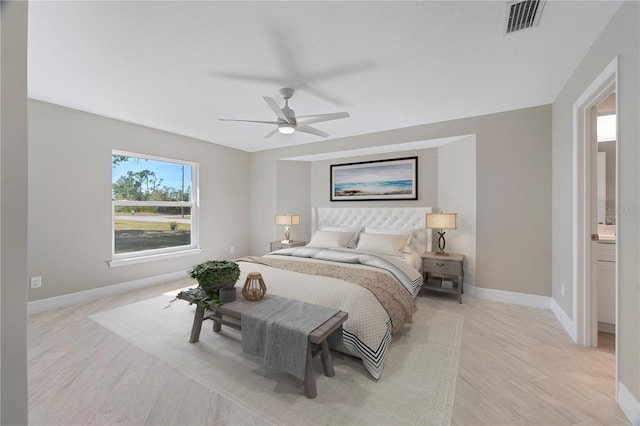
[219,88,350,138]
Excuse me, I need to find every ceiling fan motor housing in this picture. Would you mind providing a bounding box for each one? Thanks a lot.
[281,106,296,125]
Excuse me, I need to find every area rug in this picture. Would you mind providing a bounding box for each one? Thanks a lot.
[90,294,463,425]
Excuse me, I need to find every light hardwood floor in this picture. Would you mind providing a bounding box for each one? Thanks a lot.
[28,280,629,425]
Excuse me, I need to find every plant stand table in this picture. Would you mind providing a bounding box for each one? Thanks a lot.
[177,289,348,399]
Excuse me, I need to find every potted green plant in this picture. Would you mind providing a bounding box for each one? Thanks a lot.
[189,260,241,298]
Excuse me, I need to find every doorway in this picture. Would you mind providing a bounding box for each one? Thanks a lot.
[595,92,616,352]
[572,57,618,384]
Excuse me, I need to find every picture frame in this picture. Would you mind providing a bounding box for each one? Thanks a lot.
[330,156,418,201]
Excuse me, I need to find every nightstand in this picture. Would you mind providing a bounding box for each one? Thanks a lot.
[270,240,306,251]
[421,252,465,303]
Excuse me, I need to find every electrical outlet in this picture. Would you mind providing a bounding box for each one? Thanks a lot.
[31,276,42,289]
[467,264,473,273]
[560,282,565,296]
[230,246,235,254]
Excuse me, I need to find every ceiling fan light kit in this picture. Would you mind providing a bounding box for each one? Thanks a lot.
[278,123,296,134]
[219,88,349,139]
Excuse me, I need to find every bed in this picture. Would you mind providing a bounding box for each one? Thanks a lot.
[236,207,432,379]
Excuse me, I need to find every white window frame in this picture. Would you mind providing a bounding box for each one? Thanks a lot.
[110,150,200,267]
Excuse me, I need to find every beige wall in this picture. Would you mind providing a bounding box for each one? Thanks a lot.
[438,135,476,286]
[1,1,29,423]
[476,106,552,295]
[251,105,551,297]
[249,151,276,254]
[552,0,639,402]
[28,100,252,301]
[275,161,311,246]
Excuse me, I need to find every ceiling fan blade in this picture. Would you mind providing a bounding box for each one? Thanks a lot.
[304,59,377,83]
[297,112,350,125]
[213,71,286,85]
[263,96,291,123]
[219,119,279,125]
[264,128,279,139]
[296,124,329,138]
[298,82,349,106]
[268,26,304,85]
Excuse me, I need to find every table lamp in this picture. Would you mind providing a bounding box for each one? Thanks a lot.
[426,212,458,255]
[275,214,300,243]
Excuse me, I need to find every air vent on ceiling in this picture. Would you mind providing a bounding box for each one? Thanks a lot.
[504,0,546,35]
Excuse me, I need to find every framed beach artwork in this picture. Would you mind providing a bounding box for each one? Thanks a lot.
[330,157,418,201]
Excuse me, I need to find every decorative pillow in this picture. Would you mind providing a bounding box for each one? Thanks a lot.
[307,230,355,248]
[356,232,409,256]
[319,226,363,248]
[408,228,428,254]
[364,227,413,253]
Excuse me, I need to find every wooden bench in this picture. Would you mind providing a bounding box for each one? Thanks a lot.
[177,289,348,398]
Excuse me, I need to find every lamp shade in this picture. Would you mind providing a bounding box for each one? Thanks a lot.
[426,213,457,230]
[275,214,300,226]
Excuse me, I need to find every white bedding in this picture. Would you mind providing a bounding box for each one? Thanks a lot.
[236,247,421,379]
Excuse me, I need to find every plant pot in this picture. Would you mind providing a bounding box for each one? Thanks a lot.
[199,279,235,297]
[217,279,236,288]
[219,286,237,302]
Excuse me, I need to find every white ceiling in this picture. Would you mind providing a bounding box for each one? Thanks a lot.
[27,1,622,153]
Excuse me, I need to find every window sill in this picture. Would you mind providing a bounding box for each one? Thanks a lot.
[109,248,202,268]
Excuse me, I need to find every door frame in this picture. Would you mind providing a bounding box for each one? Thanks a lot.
[572,56,618,387]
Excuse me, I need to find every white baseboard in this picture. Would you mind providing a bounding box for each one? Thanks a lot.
[465,283,551,309]
[27,270,189,315]
[550,297,577,342]
[618,382,640,425]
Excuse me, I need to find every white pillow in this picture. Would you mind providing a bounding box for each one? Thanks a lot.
[364,227,413,253]
[307,230,355,248]
[356,232,408,256]
[319,226,362,248]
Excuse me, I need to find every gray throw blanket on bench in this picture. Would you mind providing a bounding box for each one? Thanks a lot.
[241,294,340,380]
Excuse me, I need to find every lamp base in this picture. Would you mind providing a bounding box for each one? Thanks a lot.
[283,226,291,243]
[436,230,448,255]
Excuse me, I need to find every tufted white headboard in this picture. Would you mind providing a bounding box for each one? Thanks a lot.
[312,207,433,253]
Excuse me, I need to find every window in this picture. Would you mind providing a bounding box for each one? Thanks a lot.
[111,151,199,265]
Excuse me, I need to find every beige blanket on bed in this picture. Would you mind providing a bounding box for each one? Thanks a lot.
[238,256,416,333]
